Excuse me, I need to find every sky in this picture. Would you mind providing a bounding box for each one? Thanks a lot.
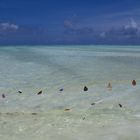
[0,0,140,45]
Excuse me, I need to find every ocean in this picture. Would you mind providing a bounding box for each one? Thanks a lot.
[0,45,140,140]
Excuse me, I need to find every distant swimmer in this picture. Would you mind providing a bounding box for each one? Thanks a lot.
[118,104,122,108]
[132,80,136,86]
[18,91,22,94]
[107,82,112,90]
[2,94,5,98]
[37,90,42,95]
[84,86,88,91]
[59,88,64,92]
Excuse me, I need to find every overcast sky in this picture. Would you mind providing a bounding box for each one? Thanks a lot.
[0,0,140,45]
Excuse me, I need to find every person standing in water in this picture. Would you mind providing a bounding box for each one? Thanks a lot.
[132,80,136,86]
[107,82,112,90]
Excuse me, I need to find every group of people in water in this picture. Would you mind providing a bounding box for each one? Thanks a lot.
[0,79,137,115]
[1,80,137,99]
[107,79,136,89]
[84,80,136,92]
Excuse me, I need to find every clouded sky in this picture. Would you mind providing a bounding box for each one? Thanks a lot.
[0,0,140,45]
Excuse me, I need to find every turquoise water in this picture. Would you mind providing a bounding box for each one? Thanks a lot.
[0,45,140,140]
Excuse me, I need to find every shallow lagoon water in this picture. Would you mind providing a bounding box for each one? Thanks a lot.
[0,45,140,140]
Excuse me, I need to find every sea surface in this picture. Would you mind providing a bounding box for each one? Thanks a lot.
[0,45,140,140]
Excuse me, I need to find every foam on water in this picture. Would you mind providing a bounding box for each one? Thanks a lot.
[0,45,140,140]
